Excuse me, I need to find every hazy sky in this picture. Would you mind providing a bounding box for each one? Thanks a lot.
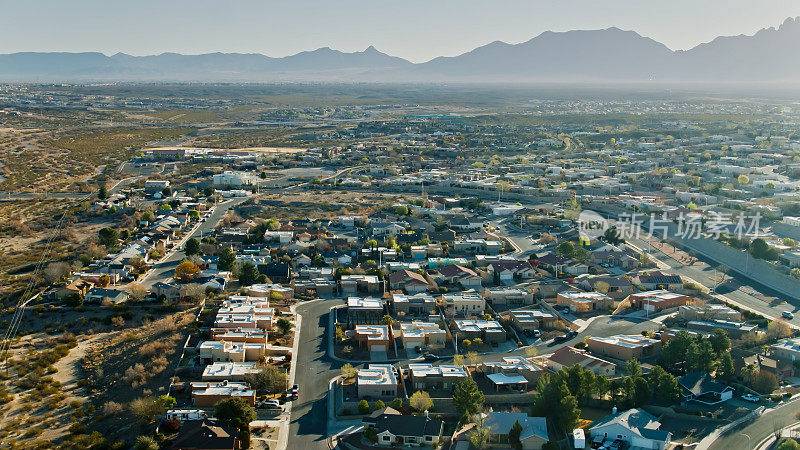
[2,0,799,62]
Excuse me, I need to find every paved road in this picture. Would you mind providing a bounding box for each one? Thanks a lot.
[627,234,800,328]
[708,397,800,450]
[288,299,342,450]
[139,197,248,289]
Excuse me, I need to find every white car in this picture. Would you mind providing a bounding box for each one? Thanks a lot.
[741,394,760,403]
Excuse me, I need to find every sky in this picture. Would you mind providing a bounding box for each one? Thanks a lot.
[2,0,800,63]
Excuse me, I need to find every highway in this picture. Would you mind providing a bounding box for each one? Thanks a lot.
[708,397,800,450]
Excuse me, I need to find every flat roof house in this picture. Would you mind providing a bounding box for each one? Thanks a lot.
[627,290,690,312]
[400,321,447,351]
[346,296,385,326]
[190,380,256,407]
[201,362,260,381]
[443,290,486,317]
[771,338,800,362]
[390,293,436,317]
[483,287,535,307]
[587,335,661,361]
[453,319,507,344]
[340,274,383,294]
[477,356,544,391]
[197,341,266,363]
[508,309,558,331]
[556,290,613,313]
[357,364,400,399]
[354,325,392,354]
[407,364,468,391]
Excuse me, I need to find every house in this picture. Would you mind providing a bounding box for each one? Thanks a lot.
[449,217,484,232]
[483,287,535,307]
[626,290,690,312]
[547,346,616,377]
[771,338,800,362]
[589,408,671,450]
[201,362,260,382]
[407,364,468,391]
[576,275,635,300]
[197,341,266,363]
[686,319,757,339]
[152,281,184,301]
[587,335,661,360]
[556,291,613,313]
[742,354,794,379]
[353,325,392,354]
[389,293,436,317]
[346,297,385,325]
[536,253,588,276]
[357,364,400,399]
[443,290,486,317]
[483,412,549,449]
[678,304,741,322]
[84,288,128,304]
[190,380,256,407]
[438,264,482,288]
[259,262,291,283]
[340,274,383,294]
[169,419,241,450]
[635,271,683,291]
[453,319,507,344]
[678,372,734,405]
[400,321,447,351]
[389,270,430,294]
[508,309,558,332]
[476,356,544,389]
[486,261,536,281]
[453,239,504,255]
[54,279,94,299]
[367,413,444,447]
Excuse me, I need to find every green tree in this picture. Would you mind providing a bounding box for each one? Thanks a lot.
[98,227,119,247]
[625,358,642,378]
[409,390,433,412]
[709,328,731,355]
[452,377,485,423]
[779,439,800,450]
[219,246,236,271]
[718,352,735,381]
[215,397,256,429]
[340,363,356,379]
[556,241,575,258]
[98,184,108,200]
[469,414,491,450]
[184,237,200,256]
[508,420,523,450]
[373,399,385,411]
[394,205,409,216]
[389,398,403,410]
[358,399,370,414]
[633,377,651,407]
[276,318,293,336]
[243,365,287,394]
[237,261,260,286]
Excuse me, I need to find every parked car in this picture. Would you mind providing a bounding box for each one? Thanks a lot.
[741,394,760,403]
[782,311,794,320]
[553,335,568,343]
[423,353,439,362]
[566,330,578,338]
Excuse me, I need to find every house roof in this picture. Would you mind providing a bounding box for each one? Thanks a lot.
[590,408,670,443]
[389,269,428,285]
[170,419,238,449]
[536,253,570,266]
[373,414,443,438]
[483,412,548,442]
[679,371,733,396]
[439,264,479,279]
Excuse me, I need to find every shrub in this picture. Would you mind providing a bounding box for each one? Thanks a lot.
[102,401,124,416]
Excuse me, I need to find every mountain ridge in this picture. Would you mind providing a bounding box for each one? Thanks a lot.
[2,17,800,82]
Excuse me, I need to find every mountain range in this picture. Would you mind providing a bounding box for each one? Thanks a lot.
[3,17,800,83]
